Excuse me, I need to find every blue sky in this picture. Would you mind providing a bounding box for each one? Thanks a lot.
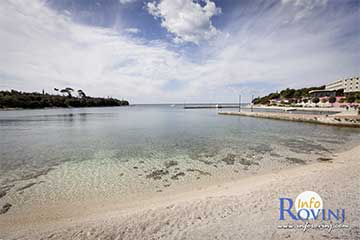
[0,0,359,103]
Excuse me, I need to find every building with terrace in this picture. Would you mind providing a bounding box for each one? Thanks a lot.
[310,76,359,98]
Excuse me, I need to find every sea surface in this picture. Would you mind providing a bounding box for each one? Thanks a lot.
[0,105,360,212]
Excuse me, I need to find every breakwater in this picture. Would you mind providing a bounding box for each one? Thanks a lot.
[219,111,360,128]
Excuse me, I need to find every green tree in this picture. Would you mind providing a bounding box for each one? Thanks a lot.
[338,98,346,103]
[346,96,356,103]
[280,88,296,99]
[328,96,336,104]
[312,97,320,104]
[77,89,86,98]
[60,88,74,97]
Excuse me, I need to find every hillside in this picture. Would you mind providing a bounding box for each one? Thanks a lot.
[252,86,326,105]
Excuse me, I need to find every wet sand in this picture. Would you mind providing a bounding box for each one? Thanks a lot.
[1,144,359,240]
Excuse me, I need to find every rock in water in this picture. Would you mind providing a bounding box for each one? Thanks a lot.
[0,190,6,199]
[0,203,12,214]
[171,172,185,180]
[146,169,169,180]
[286,157,306,165]
[222,154,236,165]
[164,160,178,168]
[317,157,333,162]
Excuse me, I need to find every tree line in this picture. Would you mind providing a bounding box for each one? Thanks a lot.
[0,89,129,109]
[252,86,326,105]
[252,86,360,105]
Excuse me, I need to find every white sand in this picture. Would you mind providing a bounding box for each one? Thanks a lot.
[1,145,359,240]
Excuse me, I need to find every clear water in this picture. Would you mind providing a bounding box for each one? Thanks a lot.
[0,105,359,210]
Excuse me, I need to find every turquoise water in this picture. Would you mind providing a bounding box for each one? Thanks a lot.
[0,105,359,209]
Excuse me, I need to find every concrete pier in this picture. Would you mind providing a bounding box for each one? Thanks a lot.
[219,111,360,128]
[184,105,241,109]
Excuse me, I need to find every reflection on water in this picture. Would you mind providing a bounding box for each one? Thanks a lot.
[0,105,359,209]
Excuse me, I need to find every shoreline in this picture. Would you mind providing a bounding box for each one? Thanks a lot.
[0,105,131,111]
[219,111,360,128]
[1,144,360,239]
[251,105,344,113]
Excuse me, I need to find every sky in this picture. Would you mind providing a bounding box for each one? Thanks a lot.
[0,0,359,103]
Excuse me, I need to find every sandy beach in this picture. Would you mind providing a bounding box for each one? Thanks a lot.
[1,143,359,240]
[1,0,360,239]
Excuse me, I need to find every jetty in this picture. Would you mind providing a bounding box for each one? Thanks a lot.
[219,111,360,128]
[184,104,241,109]
[251,105,342,113]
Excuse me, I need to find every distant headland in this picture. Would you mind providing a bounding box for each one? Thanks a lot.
[0,88,129,109]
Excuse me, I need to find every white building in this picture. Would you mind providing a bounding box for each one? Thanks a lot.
[325,76,360,93]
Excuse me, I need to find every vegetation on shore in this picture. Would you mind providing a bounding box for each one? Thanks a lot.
[253,86,360,105]
[252,86,325,105]
[0,89,129,109]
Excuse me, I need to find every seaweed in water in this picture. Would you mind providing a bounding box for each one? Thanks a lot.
[146,169,169,180]
[197,159,214,165]
[171,172,185,180]
[0,190,6,199]
[249,144,273,155]
[20,167,55,181]
[164,160,178,168]
[191,152,216,165]
[270,152,281,158]
[317,139,343,144]
[186,168,211,176]
[280,139,330,154]
[0,184,15,199]
[16,181,44,192]
[286,157,306,165]
[0,203,12,215]
[221,154,236,165]
[317,157,333,162]
[239,158,259,166]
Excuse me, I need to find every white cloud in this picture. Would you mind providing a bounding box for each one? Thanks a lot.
[282,0,328,8]
[125,28,141,34]
[119,0,138,5]
[281,0,328,21]
[147,0,221,44]
[0,0,194,102]
[0,0,358,103]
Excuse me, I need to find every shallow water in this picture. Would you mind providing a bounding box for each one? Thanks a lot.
[0,105,359,211]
